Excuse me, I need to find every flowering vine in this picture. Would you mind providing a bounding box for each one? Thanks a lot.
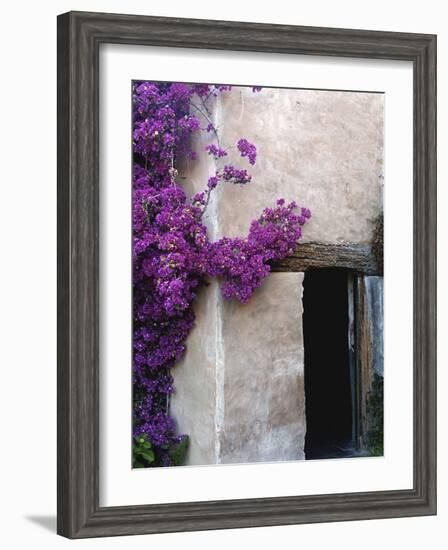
[132,81,311,467]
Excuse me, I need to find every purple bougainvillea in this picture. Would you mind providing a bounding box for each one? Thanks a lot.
[132,82,311,467]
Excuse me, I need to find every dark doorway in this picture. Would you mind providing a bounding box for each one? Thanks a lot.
[303,269,354,459]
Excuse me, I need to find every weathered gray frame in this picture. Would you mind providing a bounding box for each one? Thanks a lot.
[57,10,437,538]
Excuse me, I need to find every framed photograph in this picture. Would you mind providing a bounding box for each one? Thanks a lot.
[57,11,437,538]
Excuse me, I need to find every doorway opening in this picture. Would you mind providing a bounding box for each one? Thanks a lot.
[303,268,356,459]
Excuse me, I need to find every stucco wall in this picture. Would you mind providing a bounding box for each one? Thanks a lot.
[171,87,384,465]
[216,88,383,243]
[219,273,306,464]
[170,281,220,465]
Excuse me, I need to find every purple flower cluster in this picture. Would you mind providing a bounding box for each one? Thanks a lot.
[132,81,208,465]
[221,165,252,184]
[132,81,311,467]
[237,138,257,165]
[208,200,311,302]
[205,143,228,158]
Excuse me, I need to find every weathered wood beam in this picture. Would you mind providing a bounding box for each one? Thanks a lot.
[271,242,382,275]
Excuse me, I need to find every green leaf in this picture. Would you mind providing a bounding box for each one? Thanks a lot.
[140,450,155,463]
[168,436,189,466]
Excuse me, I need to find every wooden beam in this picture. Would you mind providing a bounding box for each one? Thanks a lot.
[271,242,382,275]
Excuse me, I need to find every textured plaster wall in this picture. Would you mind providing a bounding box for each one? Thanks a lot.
[171,87,384,465]
[170,281,220,465]
[219,273,306,464]
[216,87,384,243]
[170,119,222,465]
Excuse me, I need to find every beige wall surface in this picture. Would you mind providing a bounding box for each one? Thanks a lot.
[215,87,383,243]
[219,273,306,464]
[171,87,384,465]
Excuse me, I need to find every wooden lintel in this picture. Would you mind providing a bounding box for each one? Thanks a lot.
[271,242,382,275]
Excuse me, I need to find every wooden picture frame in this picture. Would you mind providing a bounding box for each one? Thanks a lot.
[57,10,437,538]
